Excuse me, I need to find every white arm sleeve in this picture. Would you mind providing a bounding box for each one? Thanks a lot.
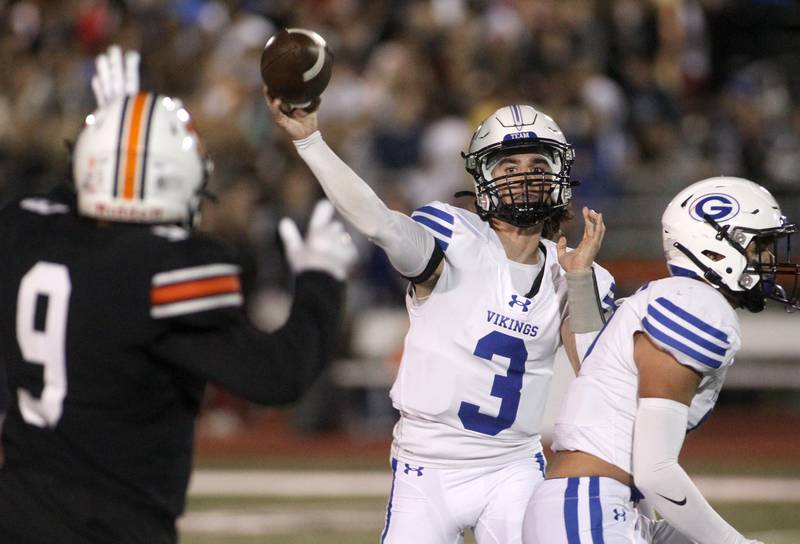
[294,131,437,279]
[632,398,748,544]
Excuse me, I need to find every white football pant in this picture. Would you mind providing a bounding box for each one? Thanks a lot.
[523,476,694,544]
[380,453,546,544]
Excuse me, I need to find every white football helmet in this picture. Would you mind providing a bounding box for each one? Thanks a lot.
[73,92,210,225]
[662,176,799,312]
[462,105,576,227]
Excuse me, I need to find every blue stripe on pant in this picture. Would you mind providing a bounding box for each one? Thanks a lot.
[534,452,546,477]
[589,476,605,544]
[380,458,398,543]
[564,477,580,543]
[564,477,605,543]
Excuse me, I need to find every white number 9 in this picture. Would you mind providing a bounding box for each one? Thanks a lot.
[16,262,71,427]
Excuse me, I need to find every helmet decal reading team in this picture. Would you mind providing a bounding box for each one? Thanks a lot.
[689,193,740,222]
[503,131,538,142]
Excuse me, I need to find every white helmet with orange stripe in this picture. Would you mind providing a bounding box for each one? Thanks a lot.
[73,92,210,224]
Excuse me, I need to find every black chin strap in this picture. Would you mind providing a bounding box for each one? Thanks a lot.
[672,241,764,312]
[454,191,475,199]
[525,243,548,299]
[672,242,724,286]
[704,214,747,256]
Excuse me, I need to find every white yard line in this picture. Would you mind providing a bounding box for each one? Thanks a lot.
[179,508,383,534]
[183,472,800,536]
[693,476,800,502]
[188,470,800,501]
[188,470,389,497]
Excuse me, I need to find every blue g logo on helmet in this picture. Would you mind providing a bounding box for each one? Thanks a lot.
[689,193,740,222]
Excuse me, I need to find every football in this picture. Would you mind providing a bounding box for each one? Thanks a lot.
[260,28,333,113]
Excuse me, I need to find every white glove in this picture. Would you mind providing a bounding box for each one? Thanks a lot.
[91,45,140,107]
[279,200,357,281]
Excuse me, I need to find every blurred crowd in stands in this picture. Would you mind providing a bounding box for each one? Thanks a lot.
[1,0,799,432]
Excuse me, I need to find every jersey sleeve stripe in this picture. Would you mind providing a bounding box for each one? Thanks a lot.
[150,293,243,319]
[152,263,241,286]
[602,293,617,310]
[646,304,727,356]
[412,215,453,239]
[642,317,723,368]
[414,205,454,224]
[151,275,241,305]
[654,297,729,342]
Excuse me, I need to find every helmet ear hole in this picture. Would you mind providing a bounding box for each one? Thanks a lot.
[701,250,725,261]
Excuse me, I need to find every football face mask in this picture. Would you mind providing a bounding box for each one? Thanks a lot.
[479,146,568,226]
[739,223,800,311]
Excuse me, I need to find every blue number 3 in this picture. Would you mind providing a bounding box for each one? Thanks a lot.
[458,331,528,436]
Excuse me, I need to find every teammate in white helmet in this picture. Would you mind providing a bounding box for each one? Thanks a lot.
[267,92,616,543]
[523,176,798,544]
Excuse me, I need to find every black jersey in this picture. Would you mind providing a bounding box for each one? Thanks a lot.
[0,186,345,543]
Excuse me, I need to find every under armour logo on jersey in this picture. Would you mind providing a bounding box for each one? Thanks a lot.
[508,295,532,312]
[613,508,626,522]
[403,464,424,477]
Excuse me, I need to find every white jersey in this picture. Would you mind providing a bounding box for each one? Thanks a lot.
[552,276,742,474]
[390,201,615,468]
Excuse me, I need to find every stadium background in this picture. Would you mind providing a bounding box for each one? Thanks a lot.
[1,0,799,542]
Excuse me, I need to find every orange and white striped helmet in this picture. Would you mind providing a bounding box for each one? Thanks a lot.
[73,92,209,224]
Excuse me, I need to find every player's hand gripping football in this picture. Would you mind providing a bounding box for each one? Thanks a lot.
[279,200,357,281]
[557,207,606,273]
[264,85,318,140]
[92,45,140,107]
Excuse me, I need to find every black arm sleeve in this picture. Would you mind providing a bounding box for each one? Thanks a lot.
[151,271,345,405]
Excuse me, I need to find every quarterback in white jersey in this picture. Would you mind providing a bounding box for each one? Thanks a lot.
[523,177,800,544]
[394,201,614,467]
[267,97,615,543]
